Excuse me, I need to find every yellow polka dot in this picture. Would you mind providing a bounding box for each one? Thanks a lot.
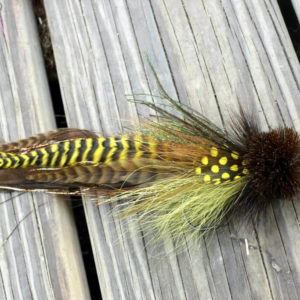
[210,147,218,157]
[213,178,221,185]
[242,168,249,175]
[230,164,238,172]
[211,165,219,173]
[242,160,248,166]
[231,152,239,160]
[222,172,230,180]
[204,175,211,183]
[201,156,209,165]
[195,167,202,174]
[234,175,241,180]
[219,156,228,165]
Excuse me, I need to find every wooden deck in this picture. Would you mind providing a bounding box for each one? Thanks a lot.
[0,0,300,299]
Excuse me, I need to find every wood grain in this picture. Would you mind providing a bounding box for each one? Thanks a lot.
[291,0,300,23]
[0,1,90,299]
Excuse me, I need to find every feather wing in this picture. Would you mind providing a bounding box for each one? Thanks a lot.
[0,128,97,153]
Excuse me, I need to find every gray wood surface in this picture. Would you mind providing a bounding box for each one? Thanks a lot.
[291,0,300,24]
[1,0,300,299]
[0,1,90,299]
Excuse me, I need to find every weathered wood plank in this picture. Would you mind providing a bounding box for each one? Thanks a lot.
[44,0,300,299]
[0,1,90,299]
[291,0,300,23]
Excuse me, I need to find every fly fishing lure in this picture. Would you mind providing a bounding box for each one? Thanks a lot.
[0,86,299,245]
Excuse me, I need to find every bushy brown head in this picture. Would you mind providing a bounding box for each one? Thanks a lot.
[242,127,300,201]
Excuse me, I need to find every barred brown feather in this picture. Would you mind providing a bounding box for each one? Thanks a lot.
[0,128,97,153]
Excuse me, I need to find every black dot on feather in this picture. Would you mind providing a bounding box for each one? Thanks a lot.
[243,127,300,201]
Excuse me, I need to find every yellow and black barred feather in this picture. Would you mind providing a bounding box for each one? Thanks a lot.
[0,129,250,189]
